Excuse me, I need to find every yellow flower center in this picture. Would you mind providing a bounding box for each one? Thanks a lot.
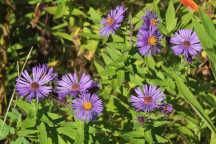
[148,36,157,46]
[144,96,152,105]
[72,83,79,91]
[106,17,114,26]
[83,102,92,110]
[30,82,39,91]
[150,19,156,26]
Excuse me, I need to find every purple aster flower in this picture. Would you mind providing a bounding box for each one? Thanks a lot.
[142,9,160,30]
[89,81,99,93]
[16,64,57,102]
[137,116,144,124]
[56,73,93,99]
[186,56,193,63]
[100,5,125,37]
[130,84,164,112]
[159,103,173,114]
[170,29,202,57]
[137,26,163,56]
[71,93,103,121]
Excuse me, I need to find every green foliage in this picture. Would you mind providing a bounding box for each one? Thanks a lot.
[0,0,216,144]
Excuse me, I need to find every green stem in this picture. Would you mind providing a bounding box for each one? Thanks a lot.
[79,121,85,144]
[0,46,34,134]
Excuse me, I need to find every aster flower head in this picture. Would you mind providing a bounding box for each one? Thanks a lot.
[71,93,103,121]
[170,29,202,57]
[56,73,93,99]
[130,84,164,112]
[137,26,163,56]
[159,103,173,114]
[142,9,160,30]
[137,116,144,124]
[16,64,57,102]
[100,5,126,37]
[89,81,99,93]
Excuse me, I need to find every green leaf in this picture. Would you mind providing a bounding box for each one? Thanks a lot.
[0,119,10,140]
[199,10,216,41]
[54,1,66,19]
[180,12,193,28]
[155,135,168,143]
[193,18,216,79]
[166,0,177,33]
[71,9,87,17]
[211,133,216,144]
[144,130,154,144]
[21,118,36,129]
[57,122,78,140]
[18,129,38,137]
[10,137,30,144]
[94,61,104,73]
[14,99,35,115]
[58,135,67,144]
[44,6,57,15]
[38,123,48,144]
[88,7,101,24]
[163,67,216,135]
[53,32,73,41]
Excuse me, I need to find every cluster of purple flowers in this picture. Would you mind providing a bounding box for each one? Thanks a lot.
[100,6,202,58]
[130,84,173,114]
[136,10,163,56]
[16,5,203,122]
[16,64,103,122]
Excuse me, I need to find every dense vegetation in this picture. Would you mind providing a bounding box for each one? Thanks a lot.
[0,0,216,143]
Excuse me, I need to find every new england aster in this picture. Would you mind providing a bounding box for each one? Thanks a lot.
[159,103,173,114]
[130,84,164,112]
[137,26,163,56]
[142,9,160,30]
[16,64,57,102]
[170,29,202,57]
[56,73,93,99]
[100,5,126,37]
[71,93,103,121]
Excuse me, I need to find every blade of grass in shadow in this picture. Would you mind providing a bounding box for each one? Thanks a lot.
[162,66,216,135]
[193,17,216,79]
[0,46,34,134]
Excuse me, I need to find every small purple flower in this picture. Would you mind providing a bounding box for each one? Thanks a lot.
[130,84,164,112]
[71,93,103,121]
[56,73,93,99]
[170,29,202,57]
[137,27,163,56]
[186,56,193,63]
[89,81,99,93]
[137,116,144,124]
[100,5,125,37]
[16,64,57,102]
[159,103,173,114]
[142,9,160,30]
